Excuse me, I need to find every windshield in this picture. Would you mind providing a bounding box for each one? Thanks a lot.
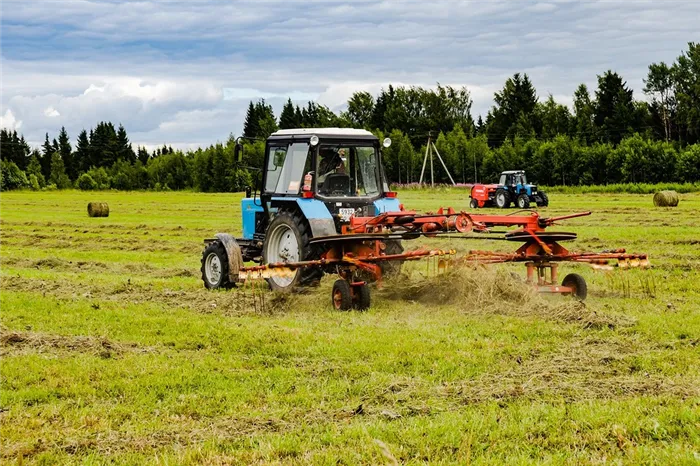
[316,143,380,198]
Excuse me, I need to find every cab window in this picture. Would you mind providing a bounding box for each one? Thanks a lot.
[265,145,287,193]
[316,144,380,198]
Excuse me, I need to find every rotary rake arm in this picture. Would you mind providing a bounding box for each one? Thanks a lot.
[343,208,593,237]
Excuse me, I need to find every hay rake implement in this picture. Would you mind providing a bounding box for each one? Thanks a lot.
[210,208,648,310]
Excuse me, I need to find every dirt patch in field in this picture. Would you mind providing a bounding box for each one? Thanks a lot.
[0,328,149,358]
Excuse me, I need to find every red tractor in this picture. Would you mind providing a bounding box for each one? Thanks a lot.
[470,170,549,209]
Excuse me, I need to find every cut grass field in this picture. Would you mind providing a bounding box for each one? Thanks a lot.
[1,189,699,465]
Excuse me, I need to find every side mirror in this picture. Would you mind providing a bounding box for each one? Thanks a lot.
[234,143,244,162]
[383,138,392,148]
[273,150,286,167]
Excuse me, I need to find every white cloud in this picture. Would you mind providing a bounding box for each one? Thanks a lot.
[1,0,699,149]
[44,106,60,117]
[0,109,22,130]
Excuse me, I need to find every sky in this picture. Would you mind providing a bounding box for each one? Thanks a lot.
[1,0,698,150]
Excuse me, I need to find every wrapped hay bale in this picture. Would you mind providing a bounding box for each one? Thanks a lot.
[87,202,110,217]
[653,191,679,207]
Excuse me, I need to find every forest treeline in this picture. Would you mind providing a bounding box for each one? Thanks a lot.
[1,42,699,191]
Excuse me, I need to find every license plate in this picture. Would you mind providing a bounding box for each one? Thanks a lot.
[338,208,356,221]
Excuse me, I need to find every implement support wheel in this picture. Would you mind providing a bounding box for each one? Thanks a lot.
[562,273,588,300]
[353,283,371,311]
[332,280,353,311]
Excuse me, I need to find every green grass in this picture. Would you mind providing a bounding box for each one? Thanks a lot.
[1,189,699,464]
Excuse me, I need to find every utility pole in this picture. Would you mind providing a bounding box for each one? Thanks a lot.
[419,132,456,187]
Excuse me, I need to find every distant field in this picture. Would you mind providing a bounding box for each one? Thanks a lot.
[1,189,699,464]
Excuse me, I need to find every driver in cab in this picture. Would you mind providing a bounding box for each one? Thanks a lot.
[318,148,349,195]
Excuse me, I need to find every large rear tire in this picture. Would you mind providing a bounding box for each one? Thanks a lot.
[262,210,322,291]
[495,189,510,209]
[562,273,587,300]
[201,241,235,289]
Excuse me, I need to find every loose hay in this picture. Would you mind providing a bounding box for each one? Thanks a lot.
[380,263,534,308]
[380,263,634,329]
[653,190,679,207]
[87,202,110,217]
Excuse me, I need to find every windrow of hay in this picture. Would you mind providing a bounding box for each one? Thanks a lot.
[87,202,110,217]
[653,190,679,207]
[0,327,148,357]
[444,336,700,403]
[379,264,634,329]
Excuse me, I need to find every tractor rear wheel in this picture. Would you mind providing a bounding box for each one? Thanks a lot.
[469,198,479,209]
[201,241,235,289]
[562,273,587,300]
[495,189,510,208]
[332,280,353,311]
[516,194,530,209]
[263,210,322,292]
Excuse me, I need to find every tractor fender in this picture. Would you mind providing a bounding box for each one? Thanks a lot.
[270,197,337,238]
[294,199,337,237]
[374,197,401,214]
[214,233,243,282]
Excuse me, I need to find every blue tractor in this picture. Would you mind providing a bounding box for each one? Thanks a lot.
[201,128,404,292]
[492,170,548,209]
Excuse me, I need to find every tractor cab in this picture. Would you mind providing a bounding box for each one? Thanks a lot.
[253,128,399,234]
[205,128,402,292]
[499,170,531,195]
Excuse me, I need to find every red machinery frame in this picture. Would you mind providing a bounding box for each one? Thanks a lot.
[234,208,648,309]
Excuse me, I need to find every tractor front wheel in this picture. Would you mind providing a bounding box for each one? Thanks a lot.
[263,210,322,292]
[469,198,479,209]
[495,189,510,208]
[516,194,530,209]
[540,192,549,207]
[201,241,234,289]
[562,273,587,300]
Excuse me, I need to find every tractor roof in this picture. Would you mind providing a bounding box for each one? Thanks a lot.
[502,170,525,174]
[269,128,378,140]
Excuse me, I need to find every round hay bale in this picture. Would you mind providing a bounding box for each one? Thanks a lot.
[87,202,110,217]
[653,191,679,207]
